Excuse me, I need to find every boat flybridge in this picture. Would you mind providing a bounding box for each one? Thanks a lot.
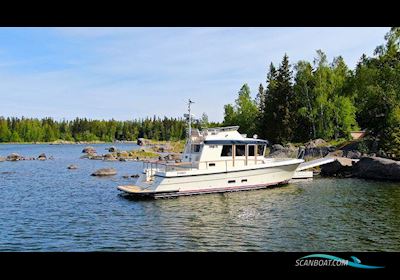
[118,101,304,198]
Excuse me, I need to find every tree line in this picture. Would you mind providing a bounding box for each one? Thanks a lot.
[0,116,190,142]
[223,27,400,157]
[0,114,220,143]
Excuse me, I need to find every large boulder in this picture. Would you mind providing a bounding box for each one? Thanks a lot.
[137,138,144,146]
[37,153,47,160]
[6,153,22,161]
[321,157,354,177]
[352,157,400,181]
[82,146,96,154]
[304,146,335,158]
[91,168,117,176]
[271,144,284,152]
[305,138,327,149]
[108,146,117,152]
[344,150,362,159]
[268,143,298,158]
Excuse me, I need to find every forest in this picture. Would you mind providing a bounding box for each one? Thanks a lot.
[223,27,400,157]
[0,114,219,143]
[0,117,189,142]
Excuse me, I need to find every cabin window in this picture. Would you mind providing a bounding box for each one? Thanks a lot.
[221,145,232,156]
[235,145,246,156]
[248,145,255,156]
[228,180,236,184]
[241,179,247,183]
[191,144,201,153]
[257,145,265,156]
[208,163,216,167]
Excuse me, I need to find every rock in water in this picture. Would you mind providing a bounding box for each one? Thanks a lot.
[91,168,117,176]
[6,153,22,161]
[37,153,47,160]
[0,156,5,162]
[103,153,117,161]
[321,157,354,177]
[108,146,117,152]
[352,157,400,181]
[88,155,103,160]
[67,164,78,170]
[82,146,96,154]
[117,151,129,159]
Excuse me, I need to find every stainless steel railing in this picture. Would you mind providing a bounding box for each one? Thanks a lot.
[142,158,265,175]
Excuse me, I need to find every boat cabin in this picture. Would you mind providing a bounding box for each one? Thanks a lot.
[181,126,269,170]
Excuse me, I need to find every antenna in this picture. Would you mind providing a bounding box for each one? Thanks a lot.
[188,99,194,140]
[184,99,195,162]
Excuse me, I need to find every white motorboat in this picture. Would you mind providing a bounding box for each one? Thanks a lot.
[118,101,304,198]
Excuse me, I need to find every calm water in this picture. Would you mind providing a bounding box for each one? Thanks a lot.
[1,144,400,252]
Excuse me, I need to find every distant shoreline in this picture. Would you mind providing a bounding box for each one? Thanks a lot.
[0,140,138,145]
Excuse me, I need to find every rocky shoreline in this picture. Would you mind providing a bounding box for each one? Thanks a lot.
[0,153,53,161]
[321,156,400,181]
[80,146,181,162]
[269,139,400,181]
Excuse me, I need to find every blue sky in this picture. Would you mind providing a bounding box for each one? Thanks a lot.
[0,27,389,122]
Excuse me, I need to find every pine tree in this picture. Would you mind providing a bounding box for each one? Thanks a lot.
[260,63,278,140]
[262,55,294,144]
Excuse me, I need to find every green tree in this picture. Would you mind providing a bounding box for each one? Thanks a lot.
[223,84,259,137]
[262,55,295,143]
[200,113,209,128]
[0,118,11,142]
[293,60,316,140]
[9,131,21,142]
[259,63,278,140]
[352,27,400,156]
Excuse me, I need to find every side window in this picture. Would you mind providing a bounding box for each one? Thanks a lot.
[221,145,232,156]
[248,145,255,156]
[235,145,246,156]
[257,145,265,156]
[191,144,201,153]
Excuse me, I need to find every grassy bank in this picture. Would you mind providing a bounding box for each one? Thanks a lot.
[125,149,160,158]
[144,139,186,153]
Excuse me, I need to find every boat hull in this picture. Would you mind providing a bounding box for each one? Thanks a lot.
[118,162,299,199]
